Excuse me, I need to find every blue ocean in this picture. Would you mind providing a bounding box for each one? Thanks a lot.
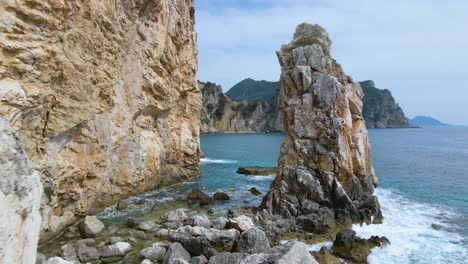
[100,127,467,263]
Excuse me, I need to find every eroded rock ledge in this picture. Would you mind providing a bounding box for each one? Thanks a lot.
[258,23,382,238]
[0,0,201,241]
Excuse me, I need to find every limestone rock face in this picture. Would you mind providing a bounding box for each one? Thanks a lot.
[0,119,42,264]
[200,82,284,133]
[360,80,414,128]
[260,23,381,234]
[0,0,200,241]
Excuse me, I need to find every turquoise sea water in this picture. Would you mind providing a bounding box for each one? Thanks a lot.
[100,127,467,263]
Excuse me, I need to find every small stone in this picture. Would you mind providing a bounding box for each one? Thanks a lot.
[60,244,78,262]
[211,217,228,230]
[142,259,154,264]
[99,242,133,258]
[227,215,255,232]
[213,192,230,201]
[109,236,125,244]
[138,220,157,231]
[117,200,129,210]
[79,216,105,237]
[76,244,99,262]
[45,257,76,264]
[188,215,211,228]
[249,187,262,196]
[76,238,95,246]
[164,209,188,222]
[140,246,166,262]
[187,189,215,205]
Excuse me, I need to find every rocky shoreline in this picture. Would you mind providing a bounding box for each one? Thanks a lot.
[37,192,389,264]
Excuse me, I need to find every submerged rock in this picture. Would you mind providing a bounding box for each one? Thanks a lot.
[79,216,105,237]
[259,23,382,237]
[331,229,390,263]
[213,192,230,201]
[249,187,262,196]
[236,167,277,176]
[187,189,216,205]
[116,200,129,211]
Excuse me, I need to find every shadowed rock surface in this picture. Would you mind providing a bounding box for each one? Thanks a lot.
[360,80,414,128]
[237,167,277,176]
[259,23,382,237]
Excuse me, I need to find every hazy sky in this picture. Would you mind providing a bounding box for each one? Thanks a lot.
[195,0,468,125]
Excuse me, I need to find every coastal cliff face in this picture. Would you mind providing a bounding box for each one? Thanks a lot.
[0,0,200,241]
[200,81,284,133]
[360,80,413,128]
[260,23,381,235]
[0,119,42,263]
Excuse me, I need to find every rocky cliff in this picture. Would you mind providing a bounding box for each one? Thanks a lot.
[360,80,413,128]
[0,0,200,241]
[200,81,284,133]
[0,119,42,263]
[259,23,382,236]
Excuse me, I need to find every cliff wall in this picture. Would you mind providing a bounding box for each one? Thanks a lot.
[0,0,200,241]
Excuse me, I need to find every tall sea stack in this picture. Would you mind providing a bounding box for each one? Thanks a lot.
[0,0,200,242]
[260,23,382,236]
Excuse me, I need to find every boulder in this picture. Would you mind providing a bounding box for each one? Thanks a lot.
[163,242,191,264]
[138,220,157,231]
[213,192,230,201]
[76,244,99,262]
[235,227,270,254]
[156,226,240,256]
[142,259,154,264]
[190,255,208,264]
[211,217,228,230]
[208,253,249,264]
[60,244,78,262]
[249,187,262,196]
[236,167,277,176]
[99,242,133,258]
[117,200,129,210]
[189,215,211,228]
[332,229,390,263]
[164,209,189,222]
[227,215,255,232]
[79,216,105,237]
[45,257,77,264]
[140,246,166,262]
[242,242,318,264]
[187,189,215,205]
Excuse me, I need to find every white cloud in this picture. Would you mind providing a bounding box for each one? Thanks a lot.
[196,0,468,125]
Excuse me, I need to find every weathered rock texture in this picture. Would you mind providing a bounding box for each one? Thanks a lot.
[0,0,200,241]
[360,80,413,128]
[260,23,382,235]
[0,119,42,263]
[200,81,284,133]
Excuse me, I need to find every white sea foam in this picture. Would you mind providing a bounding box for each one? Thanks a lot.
[200,157,238,164]
[353,188,467,264]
